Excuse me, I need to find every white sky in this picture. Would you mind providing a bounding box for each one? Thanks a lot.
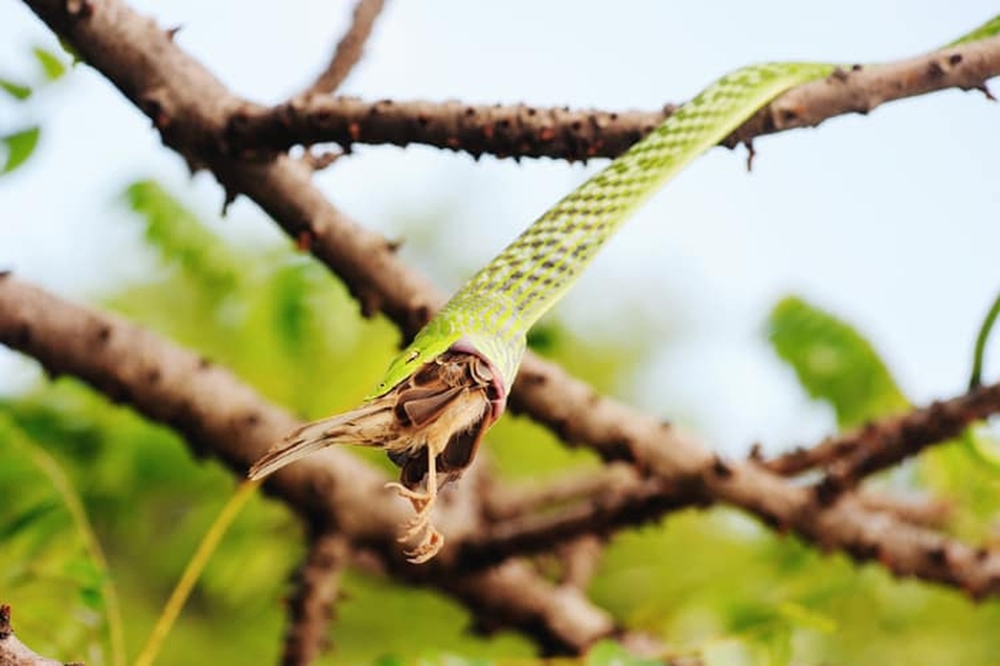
[1,1,998,453]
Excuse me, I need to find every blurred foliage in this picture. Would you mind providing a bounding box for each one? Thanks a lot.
[2,179,1000,666]
[768,295,909,428]
[0,44,68,175]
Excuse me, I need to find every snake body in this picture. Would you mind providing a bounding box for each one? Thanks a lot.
[250,16,1000,561]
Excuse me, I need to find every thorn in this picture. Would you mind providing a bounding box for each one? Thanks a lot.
[296,229,316,252]
[165,24,183,40]
[221,188,238,216]
[978,83,996,102]
[302,149,342,171]
[744,139,756,172]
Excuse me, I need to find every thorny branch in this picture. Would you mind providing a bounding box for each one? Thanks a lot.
[281,531,351,666]
[10,0,1000,655]
[225,35,1000,160]
[298,0,387,98]
[764,383,1000,486]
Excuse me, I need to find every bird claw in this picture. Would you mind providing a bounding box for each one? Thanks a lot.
[385,481,444,561]
[404,525,444,564]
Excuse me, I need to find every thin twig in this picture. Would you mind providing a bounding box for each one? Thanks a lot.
[134,479,262,666]
[970,289,1000,389]
[299,0,386,98]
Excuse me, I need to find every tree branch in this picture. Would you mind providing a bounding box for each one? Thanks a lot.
[298,0,387,98]
[227,98,670,161]
[224,35,1000,160]
[763,383,1000,487]
[281,531,351,666]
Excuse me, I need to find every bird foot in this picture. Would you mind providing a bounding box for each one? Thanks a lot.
[403,525,444,564]
[384,481,444,562]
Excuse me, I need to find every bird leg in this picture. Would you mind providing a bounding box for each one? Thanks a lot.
[385,444,443,563]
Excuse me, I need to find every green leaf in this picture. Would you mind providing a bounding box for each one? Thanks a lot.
[0,78,32,100]
[0,500,61,540]
[32,45,67,81]
[526,322,561,354]
[124,179,241,294]
[1,126,41,174]
[768,295,909,428]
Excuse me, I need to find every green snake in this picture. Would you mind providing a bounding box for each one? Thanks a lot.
[250,16,1000,562]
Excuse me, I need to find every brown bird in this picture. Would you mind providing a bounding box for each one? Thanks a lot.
[249,350,502,562]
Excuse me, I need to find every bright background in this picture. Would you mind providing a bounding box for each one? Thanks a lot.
[2,0,998,452]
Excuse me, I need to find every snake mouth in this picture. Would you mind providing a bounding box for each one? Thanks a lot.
[447,338,509,421]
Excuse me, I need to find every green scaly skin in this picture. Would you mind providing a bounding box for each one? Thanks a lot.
[373,61,836,400]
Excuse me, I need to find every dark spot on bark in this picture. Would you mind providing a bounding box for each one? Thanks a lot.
[847,541,880,561]
[756,510,782,531]
[520,371,546,387]
[464,106,476,117]
[831,67,849,82]
[851,63,863,71]
[925,546,947,566]
[244,412,261,427]
[949,53,963,66]
[198,356,212,370]
[14,324,31,347]
[927,61,945,79]
[95,325,111,343]
[780,108,799,124]
[146,368,161,384]
[814,476,843,505]
[412,303,431,328]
